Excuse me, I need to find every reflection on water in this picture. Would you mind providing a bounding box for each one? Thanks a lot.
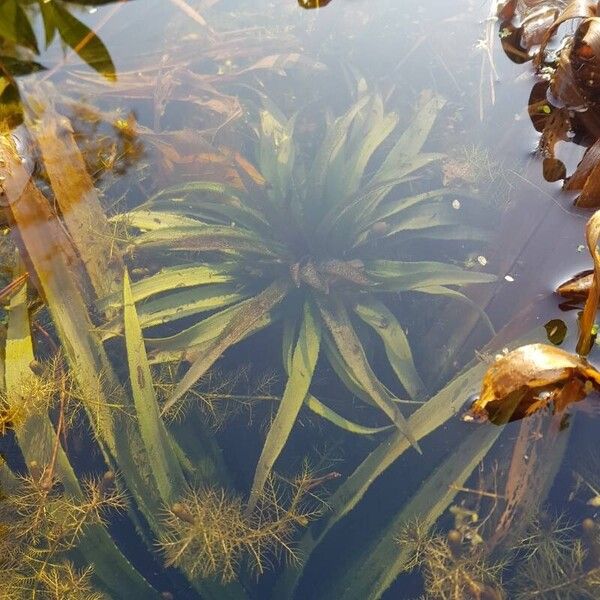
[2,1,600,599]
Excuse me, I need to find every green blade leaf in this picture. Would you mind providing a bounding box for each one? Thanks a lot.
[305,95,370,217]
[131,284,247,330]
[353,297,425,400]
[163,279,290,413]
[247,300,321,512]
[304,394,393,435]
[110,209,202,231]
[374,92,446,183]
[0,56,45,76]
[342,98,398,196]
[123,270,187,504]
[38,0,57,47]
[148,301,247,362]
[324,427,501,600]
[274,328,545,598]
[365,260,497,291]
[368,188,451,226]
[316,296,419,452]
[414,285,496,336]
[322,332,378,408]
[49,2,115,80]
[129,224,282,258]
[258,109,297,202]
[4,264,159,599]
[283,310,391,435]
[98,263,236,311]
[0,0,38,53]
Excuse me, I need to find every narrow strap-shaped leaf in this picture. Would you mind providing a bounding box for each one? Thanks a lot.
[130,285,247,331]
[247,300,321,512]
[353,297,425,400]
[324,427,500,600]
[315,296,419,452]
[368,188,451,226]
[4,268,159,599]
[31,107,124,301]
[306,96,370,214]
[382,201,477,238]
[110,210,202,231]
[148,301,246,360]
[142,196,270,233]
[148,298,282,365]
[282,309,385,435]
[163,279,291,413]
[322,332,377,408]
[414,285,495,335]
[274,325,547,599]
[374,92,446,183]
[101,284,247,340]
[341,99,398,197]
[365,260,496,291]
[317,174,416,243]
[282,309,302,373]
[146,181,243,203]
[123,270,188,504]
[38,0,57,47]
[129,224,282,257]
[259,109,297,203]
[0,0,38,52]
[304,394,393,436]
[99,263,235,311]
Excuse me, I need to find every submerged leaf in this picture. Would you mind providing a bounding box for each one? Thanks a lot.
[466,343,600,425]
[319,427,500,600]
[247,300,321,512]
[123,270,186,504]
[163,280,291,413]
[316,296,419,451]
[353,297,425,400]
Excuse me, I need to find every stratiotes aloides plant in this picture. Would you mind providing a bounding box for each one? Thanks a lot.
[109,88,495,510]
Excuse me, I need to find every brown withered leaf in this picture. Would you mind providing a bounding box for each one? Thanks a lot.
[556,269,593,302]
[29,105,124,302]
[577,210,600,354]
[298,0,333,8]
[537,0,597,64]
[566,137,600,207]
[465,343,600,425]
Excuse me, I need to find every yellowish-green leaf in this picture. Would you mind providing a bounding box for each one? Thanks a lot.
[354,297,425,400]
[123,270,186,504]
[163,280,290,413]
[316,296,419,451]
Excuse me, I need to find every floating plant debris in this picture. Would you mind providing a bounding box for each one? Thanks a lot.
[545,318,568,345]
[465,344,600,425]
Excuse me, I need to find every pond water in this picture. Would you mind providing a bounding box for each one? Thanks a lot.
[2,1,600,599]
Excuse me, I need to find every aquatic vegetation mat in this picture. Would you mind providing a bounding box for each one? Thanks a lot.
[5,1,599,598]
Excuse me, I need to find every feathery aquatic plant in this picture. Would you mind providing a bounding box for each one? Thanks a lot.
[159,469,322,583]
